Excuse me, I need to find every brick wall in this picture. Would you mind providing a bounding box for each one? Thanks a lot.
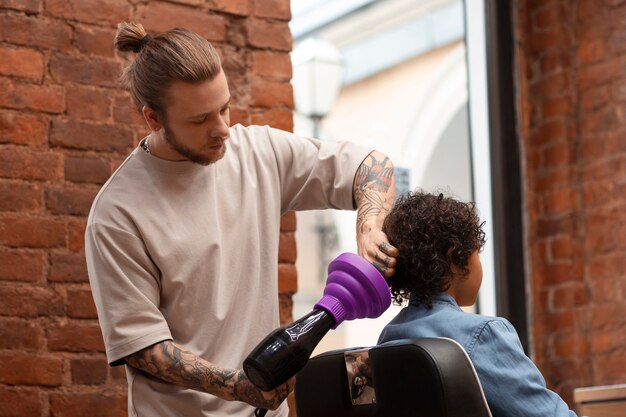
[0,0,296,415]
[517,0,626,405]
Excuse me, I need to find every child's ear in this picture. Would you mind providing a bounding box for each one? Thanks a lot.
[450,262,464,278]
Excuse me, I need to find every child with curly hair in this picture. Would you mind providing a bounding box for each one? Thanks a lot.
[378,191,577,417]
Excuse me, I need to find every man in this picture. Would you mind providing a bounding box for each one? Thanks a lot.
[85,22,398,416]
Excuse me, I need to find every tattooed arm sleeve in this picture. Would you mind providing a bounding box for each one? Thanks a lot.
[125,340,293,410]
[353,150,398,277]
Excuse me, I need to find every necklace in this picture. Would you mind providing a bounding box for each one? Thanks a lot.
[141,136,151,154]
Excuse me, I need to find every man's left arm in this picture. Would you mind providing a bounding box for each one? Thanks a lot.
[353,150,399,277]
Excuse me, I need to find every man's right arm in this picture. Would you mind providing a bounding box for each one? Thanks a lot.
[125,340,293,410]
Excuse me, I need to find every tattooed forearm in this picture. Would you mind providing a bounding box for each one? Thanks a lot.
[125,341,292,409]
[354,151,395,233]
[126,341,236,398]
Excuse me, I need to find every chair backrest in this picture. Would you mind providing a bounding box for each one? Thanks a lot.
[295,337,492,417]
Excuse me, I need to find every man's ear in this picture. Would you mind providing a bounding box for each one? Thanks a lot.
[142,106,163,132]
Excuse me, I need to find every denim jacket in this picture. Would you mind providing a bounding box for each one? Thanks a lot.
[378,293,577,417]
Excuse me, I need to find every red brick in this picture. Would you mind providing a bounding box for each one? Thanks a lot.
[551,283,588,310]
[539,141,573,168]
[50,118,134,152]
[0,0,41,13]
[593,351,626,381]
[71,357,107,385]
[110,364,126,381]
[0,352,62,386]
[279,292,293,325]
[49,252,88,283]
[250,50,292,81]
[0,215,65,248]
[67,218,86,253]
[0,148,63,181]
[534,167,572,192]
[168,0,204,4]
[66,85,112,120]
[49,392,127,417]
[0,13,72,50]
[0,318,44,350]
[0,180,43,212]
[65,156,111,185]
[529,72,570,99]
[278,262,297,293]
[0,78,64,114]
[540,51,571,75]
[588,252,623,279]
[584,222,621,253]
[246,18,292,51]
[253,0,291,20]
[0,46,44,81]
[531,3,562,29]
[136,2,227,42]
[588,276,622,303]
[543,310,578,333]
[550,237,574,260]
[0,386,42,417]
[0,286,64,317]
[591,303,626,328]
[251,109,293,131]
[0,248,46,282]
[45,0,130,26]
[528,27,570,52]
[47,321,105,352]
[280,212,296,233]
[529,120,567,146]
[536,214,575,238]
[577,38,607,65]
[278,232,296,263]
[578,57,626,89]
[552,332,587,357]
[250,78,293,108]
[591,327,626,353]
[49,54,120,88]
[45,186,99,216]
[541,96,573,119]
[74,25,116,58]
[66,288,98,319]
[543,187,576,214]
[582,179,613,207]
[211,0,251,16]
[112,95,144,125]
[0,110,48,147]
[229,107,251,126]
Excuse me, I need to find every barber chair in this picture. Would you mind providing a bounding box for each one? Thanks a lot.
[295,338,493,417]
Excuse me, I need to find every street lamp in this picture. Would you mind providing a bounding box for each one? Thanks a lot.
[291,38,344,138]
[291,37,345,283]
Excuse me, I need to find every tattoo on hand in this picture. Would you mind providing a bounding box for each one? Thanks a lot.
[354,153,394,234]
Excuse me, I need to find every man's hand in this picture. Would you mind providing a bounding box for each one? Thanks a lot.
[232,371,295,410]
[353,150,399,277]
[357,219,398,277]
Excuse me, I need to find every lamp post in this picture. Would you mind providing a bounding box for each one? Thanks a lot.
[291,38,344,139]
[291,38,344,283]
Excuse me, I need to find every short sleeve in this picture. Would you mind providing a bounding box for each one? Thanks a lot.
[263,127,373,212]
[470,319,578,417]
[86,223,172,365]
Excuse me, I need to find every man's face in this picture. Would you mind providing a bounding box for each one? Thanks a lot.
[160,70,231,166]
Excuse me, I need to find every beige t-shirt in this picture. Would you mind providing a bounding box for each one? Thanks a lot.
[85,124,372,417]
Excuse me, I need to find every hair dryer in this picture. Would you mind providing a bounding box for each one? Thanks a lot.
[243,252,391,391]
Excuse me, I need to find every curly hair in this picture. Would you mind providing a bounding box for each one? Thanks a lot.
[382,191,486,308]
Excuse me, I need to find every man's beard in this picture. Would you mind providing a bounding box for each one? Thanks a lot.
[162,124,226,166]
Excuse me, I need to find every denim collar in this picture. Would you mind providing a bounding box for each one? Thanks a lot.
[409,292,462,311]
